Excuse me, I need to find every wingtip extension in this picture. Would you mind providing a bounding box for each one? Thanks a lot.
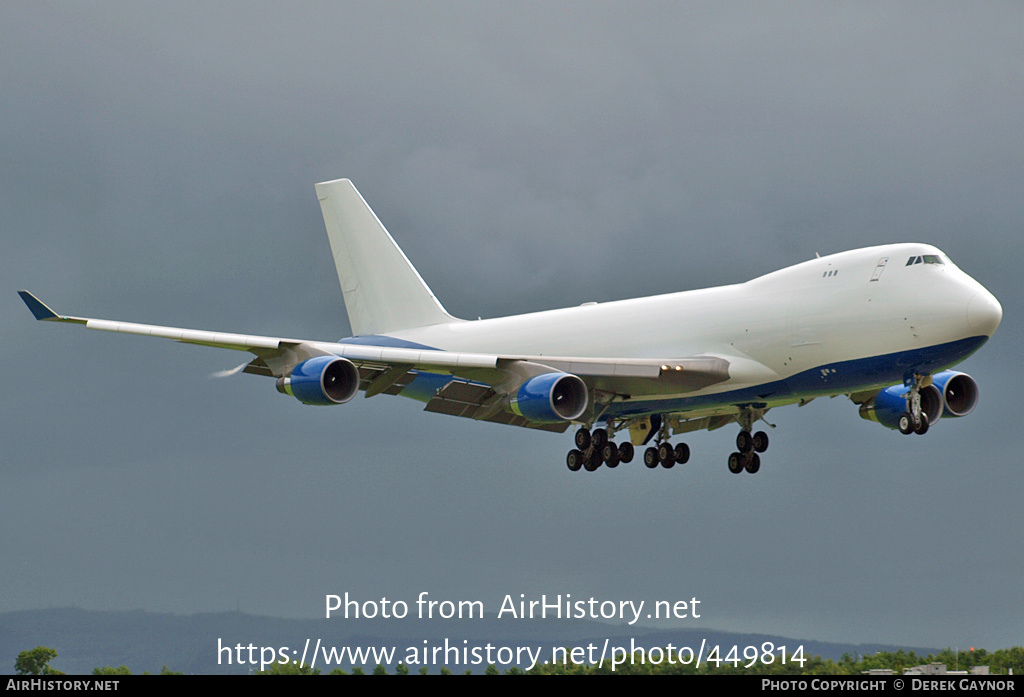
[18,290,59,321]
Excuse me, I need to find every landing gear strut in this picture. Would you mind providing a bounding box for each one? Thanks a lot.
[898,374,931,436]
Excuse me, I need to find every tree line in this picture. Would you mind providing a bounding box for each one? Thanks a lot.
[14,645,1024,675]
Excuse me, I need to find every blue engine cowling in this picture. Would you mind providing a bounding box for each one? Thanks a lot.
[508,372,588,423]
[276,356,360,405]
[858,370,978,429]
[931,371,979,418]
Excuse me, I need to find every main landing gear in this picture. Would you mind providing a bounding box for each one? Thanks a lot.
[643,441,690,470]
[567,412,772,476]
[727,429,769,474]
[566,426,687,473]
[726,407,771,474]
[566,427,635,472]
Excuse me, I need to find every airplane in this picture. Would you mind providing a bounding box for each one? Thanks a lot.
[19,178,1003,475]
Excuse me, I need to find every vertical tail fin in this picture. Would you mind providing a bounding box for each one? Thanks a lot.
[315,179,459,336]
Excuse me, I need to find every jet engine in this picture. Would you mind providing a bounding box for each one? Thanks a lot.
[931,371,979,418]
[858,370,978,429]
[276,356,360,406]
[508,372,588,423]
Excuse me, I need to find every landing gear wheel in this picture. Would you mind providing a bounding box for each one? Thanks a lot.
[914,412,930,435]
[753,431,769,453]
[602,442,620,468]
[744,452,761,474]
[658,442,676,468]
[898,412,914,435]
[566,449,583,472]
[618,442,634,463]
[728,452,744,474]
[583,449,602,471]
[674,442,690,464]
[574,428,591,450]
[736,430,753,453]
[644,447,659,469]
[591,428,608,449]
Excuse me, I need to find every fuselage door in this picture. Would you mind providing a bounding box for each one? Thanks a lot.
[869,257,888,282]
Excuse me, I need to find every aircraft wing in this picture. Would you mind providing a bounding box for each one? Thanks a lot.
[19,291,764,431]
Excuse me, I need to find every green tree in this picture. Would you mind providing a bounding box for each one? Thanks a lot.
[92,666,131,675]
[260,660,321,675]
[15,647,64,675]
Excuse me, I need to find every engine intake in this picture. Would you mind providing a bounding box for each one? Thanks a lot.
[932,371,979,418]
[276,356,359,405]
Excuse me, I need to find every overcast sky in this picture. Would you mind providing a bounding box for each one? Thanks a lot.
[2,2,1021,653]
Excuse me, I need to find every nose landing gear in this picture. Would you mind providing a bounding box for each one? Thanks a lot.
[898,374,932,436]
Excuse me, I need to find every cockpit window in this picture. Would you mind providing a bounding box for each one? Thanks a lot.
[906,255,944,266]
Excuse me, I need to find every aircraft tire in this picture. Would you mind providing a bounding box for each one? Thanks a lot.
[602,442,620,467]
[744,453,761,474]
[591,428,608,449]
[753,431,769,453]
[618,442,634,463]
[644,447,659,468]
[914,412,930,435]
[674,442,690,464]
[728,452,744,474]
[584,451,602,471]
[566,449,583,472]
[575,428,591,450]
[657,442,674,463]
[736,430,753,453]
[898,412,914,434]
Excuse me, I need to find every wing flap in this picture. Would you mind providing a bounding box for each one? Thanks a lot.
[422,385,568,433]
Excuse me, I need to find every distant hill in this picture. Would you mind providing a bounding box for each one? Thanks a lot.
[0,608,940,675]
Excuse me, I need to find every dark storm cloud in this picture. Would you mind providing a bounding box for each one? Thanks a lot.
[2,1,1021,650]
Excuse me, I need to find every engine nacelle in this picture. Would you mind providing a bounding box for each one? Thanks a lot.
[276,356,359,406]
[932,370,979,418]
[858,370,979,429]
[508,372,588,423]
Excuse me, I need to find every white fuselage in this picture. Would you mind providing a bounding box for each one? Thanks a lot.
[388,243,1001,414]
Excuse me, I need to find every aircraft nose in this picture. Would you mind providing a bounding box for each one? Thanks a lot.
[967,289,1002,336]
